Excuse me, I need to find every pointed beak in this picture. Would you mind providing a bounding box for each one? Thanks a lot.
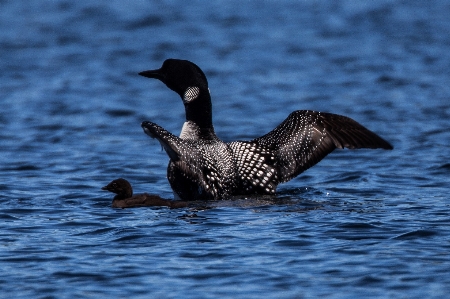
[101,185,109,191]
[138,68,165,80]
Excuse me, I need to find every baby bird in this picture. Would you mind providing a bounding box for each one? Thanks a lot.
[102,178,188,208]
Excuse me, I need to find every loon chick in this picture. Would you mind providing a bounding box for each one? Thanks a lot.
[139,59,393,201]
[102,178,188,208]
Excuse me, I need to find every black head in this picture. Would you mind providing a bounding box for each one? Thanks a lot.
[139,59,214,132]
[139,59,208,97]
[102,178,133,199]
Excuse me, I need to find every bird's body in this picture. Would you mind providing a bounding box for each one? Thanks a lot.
[140,59,392,201]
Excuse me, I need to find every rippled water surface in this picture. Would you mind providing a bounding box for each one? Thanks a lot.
[1,1,450,298]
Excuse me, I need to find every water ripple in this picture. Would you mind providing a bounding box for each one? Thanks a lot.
[1,0,450,298]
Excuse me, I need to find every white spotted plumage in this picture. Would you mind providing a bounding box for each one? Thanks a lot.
[183,86,200,103]
[140,59,392,201]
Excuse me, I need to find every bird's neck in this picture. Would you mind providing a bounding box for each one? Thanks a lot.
[113,190,132,201]
[183,92,217,140]
[113,194,127,201]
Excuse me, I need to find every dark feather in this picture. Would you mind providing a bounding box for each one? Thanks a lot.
[252,110,393,182]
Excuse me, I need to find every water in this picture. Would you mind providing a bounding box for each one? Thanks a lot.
[1,0,449,298]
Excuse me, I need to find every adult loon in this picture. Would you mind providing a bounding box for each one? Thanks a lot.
[102,178,188,208]
[139,59,393,201]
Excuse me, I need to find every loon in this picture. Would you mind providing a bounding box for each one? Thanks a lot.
[102,178,188,208]
[139,59,393,201]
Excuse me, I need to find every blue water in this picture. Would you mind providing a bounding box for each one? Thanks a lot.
[1,0,449,298]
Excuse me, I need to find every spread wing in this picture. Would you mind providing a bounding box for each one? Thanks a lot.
[141,121,235,199]
[252,110,393,183]
[141,120,207,184]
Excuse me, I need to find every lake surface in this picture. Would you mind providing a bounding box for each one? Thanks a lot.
[1,0,450,298]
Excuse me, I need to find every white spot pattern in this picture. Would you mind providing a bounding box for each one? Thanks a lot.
[144,109,392,201]
[183,86,200,103]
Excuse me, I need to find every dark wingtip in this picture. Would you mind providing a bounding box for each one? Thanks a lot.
[371,136,394,150]
[384,142,394,150]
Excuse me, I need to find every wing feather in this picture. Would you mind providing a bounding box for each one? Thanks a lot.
[252,110,392,182]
